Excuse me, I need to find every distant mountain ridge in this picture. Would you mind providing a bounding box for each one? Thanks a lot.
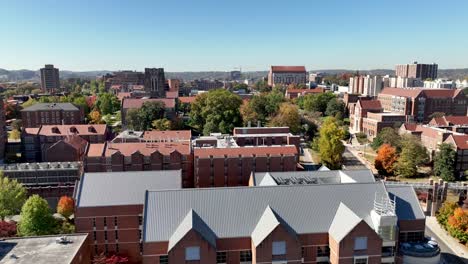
[1,68,467,82]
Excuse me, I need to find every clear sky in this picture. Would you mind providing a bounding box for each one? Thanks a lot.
[0,0,467,72]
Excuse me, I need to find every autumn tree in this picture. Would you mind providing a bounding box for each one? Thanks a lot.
[434,143,457,182]
[0,173,27,220]
[447,208,468,243]
[89,109,103,124]
[57,196,75,219]
[0,221,17,237]
[374,144,398,176]
[371,127,401,151]
[437,201,458,228]
[269,103,301,134]
[189,89,243,135]
[18,195,57,236]
[318,117,345,169]
[152,118,172,131]
[394,135,429,178]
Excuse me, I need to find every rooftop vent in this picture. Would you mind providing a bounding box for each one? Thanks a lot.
[56,236,72,244]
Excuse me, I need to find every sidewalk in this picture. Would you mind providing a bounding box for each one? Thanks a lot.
[426,216,468,259]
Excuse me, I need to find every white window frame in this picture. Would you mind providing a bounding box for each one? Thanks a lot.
[354,237,368,250]
[272,241,286,256]
[185,246,200,261]
[354,256,368,264]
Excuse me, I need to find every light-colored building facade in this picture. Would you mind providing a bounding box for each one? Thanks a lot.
[395,62,438,80]
[268,66,307,87]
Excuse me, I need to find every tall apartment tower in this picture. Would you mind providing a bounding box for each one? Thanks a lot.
[40,64,60,93]
[395,62,438,80]
[144,68,166,98]
[0,98,6,163]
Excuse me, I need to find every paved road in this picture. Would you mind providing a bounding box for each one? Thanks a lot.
[426,227,468,264]
[342,147,368,170]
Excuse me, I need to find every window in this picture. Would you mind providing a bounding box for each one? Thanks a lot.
[354,237,367,251]
[317,246,330,257]
[159,255,168,264]
[185,247,200,261]
[354,256,368,264]
[240,250,252,262]
[272,241,286,255]
[216,251,227,263]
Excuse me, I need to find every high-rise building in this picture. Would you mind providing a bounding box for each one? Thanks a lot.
[144,68,166,98]
[395,62,438,80]
[40,64,60,93]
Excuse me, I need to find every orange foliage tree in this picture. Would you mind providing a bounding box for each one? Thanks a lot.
[447,208,468,243]
[57,196,75,218]
[374,144,398,176]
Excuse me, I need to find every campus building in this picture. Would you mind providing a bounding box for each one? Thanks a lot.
[74,170,182,263]
[428,116,468,134]
[21,103,84,128]
[285,87,325,99]
[377,88,466,122]
[40,64,60,93]
[121,98,176,126]
[349,100,383,133]
[268,66,307,87]
[144,68,166,98]
[395,62,438,80]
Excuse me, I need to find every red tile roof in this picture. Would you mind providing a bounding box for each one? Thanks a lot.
[358,100,382,110]
[194,145,297,158]
[431,116,468,126]
[271,66,306,73]
[447,134,468,149]
[103,142,191,157]
[122,98,176,109]
[142,130,191,141]
[117,92,132,101]
[86,143,106,157]
[287,88,325,94]
[401,123,418,132]
[33,124,107,137]
[179,96,197,104]
[380,87,463,99]
[165,91,178,99]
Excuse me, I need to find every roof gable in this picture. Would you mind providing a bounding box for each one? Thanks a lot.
[251,206,296,247]
[328,203,362,242]
[168,209,217,251]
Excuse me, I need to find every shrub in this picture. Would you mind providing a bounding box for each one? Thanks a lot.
[437,202,458,229]
[0,221,17,237]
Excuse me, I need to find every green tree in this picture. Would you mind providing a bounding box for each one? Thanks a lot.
[189,89,243,135]
[9,129,21,140]
[437,201,458,228]
[18,195,57,236]
[0,173,27,220]
[125,109,141,130]
[152,118,172,131]
[325,98,345,118]
[303,92,336,114]
[318,117,345,169]
[138,101,166,131]
[371,127,401,151]
[269,103,301,134]
[96,93,120,115]
[265,90,285,115]
[232,83,248,92]
[253,80,271,93]
[434,143,457,182]
[395,135,429,178]
[429,112,445,119]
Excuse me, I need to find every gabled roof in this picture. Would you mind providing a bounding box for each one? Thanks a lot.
[251,206,297,247]
[167,209,217,251]
[271,66,306,73]
[432,116,468,127]
[144,182,396,242]
[86,142,191,157]
[32,124,107,137]
[387,186,425,220]
[358,100,382,110]
[445,134,468,149]
[328,203,362,242]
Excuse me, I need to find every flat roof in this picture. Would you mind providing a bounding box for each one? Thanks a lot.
[21,103,79,112]
[0,234,88,264]
[75,170,182,207]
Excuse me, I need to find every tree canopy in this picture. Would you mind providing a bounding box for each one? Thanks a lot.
[434,143,458,182]
[394,135,429,178]
[0,173,27,220]
[374,144,397,176]
[96,93,120,115]
[303,92,336,114]
[371,127,401,151]
[189,89,243,135]
[57,196,75,219]
[325,98,345,118]
[318,117,345,169]
[18,195,57,236]
[269,103,301,134]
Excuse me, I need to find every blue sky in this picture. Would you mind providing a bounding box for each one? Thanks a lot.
[0,0,467,71]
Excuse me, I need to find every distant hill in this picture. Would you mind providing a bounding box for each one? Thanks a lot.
[0,68,467,82]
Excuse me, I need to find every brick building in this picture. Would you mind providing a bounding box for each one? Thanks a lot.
[444,134,468,177]
[395,62,438,80]
[349,100,383,133]
[284,87,325,99]
[399,124,458,158]
[84,141,193,187]
[121,98,176,126]
[362,112,408,140]
[21,103,84,128]
[112,130,191,143]
[74,170,182,263]
[22,124,108,162]
[144,68,166,98]
[268,66,307,87]
[193,143,298,188]
[232,126,300,151]
[377,88,466,122]
[429,115,468,133]
[0,98,6,163]
[141,181,428,264]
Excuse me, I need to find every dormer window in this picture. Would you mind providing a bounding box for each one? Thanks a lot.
[51,127,60,134]
[70,127,78,133]
[88,126,97,133]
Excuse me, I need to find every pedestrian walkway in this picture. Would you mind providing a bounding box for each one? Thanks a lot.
[426,216,468,260]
